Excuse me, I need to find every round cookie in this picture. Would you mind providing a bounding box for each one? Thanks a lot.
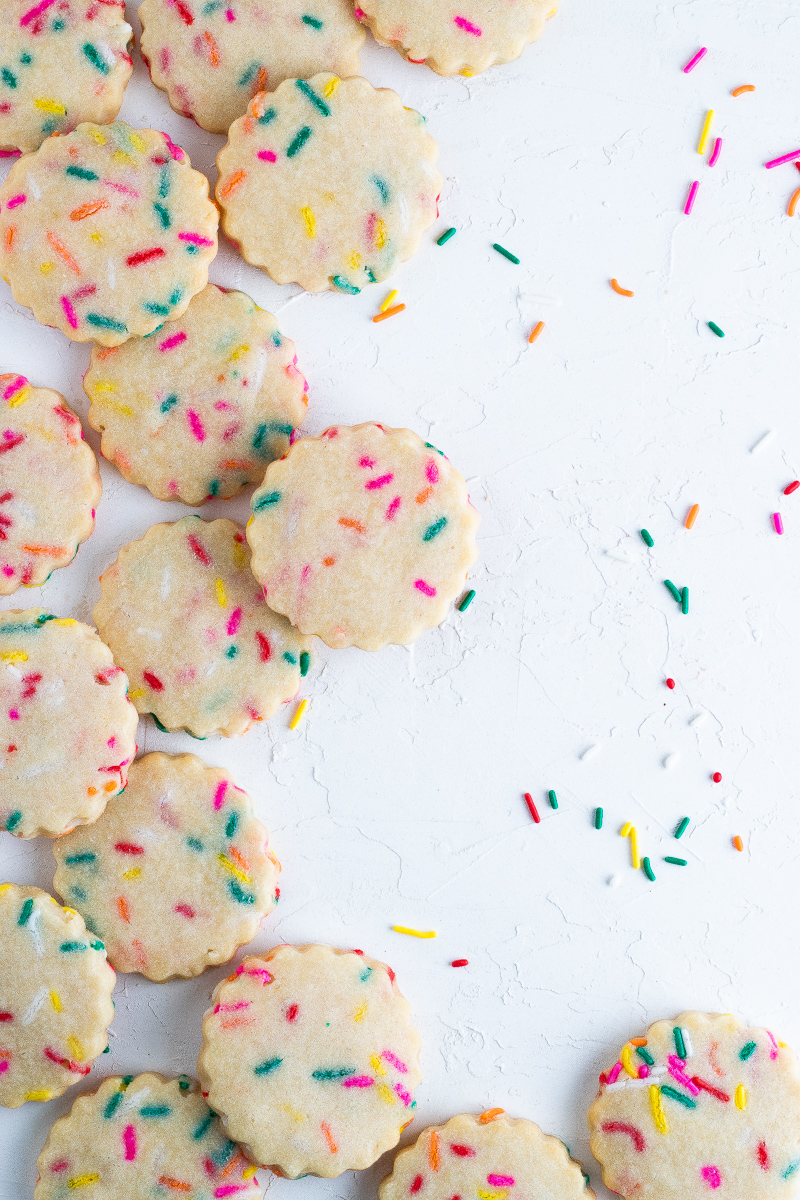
[34,1072,262,1198]
[83,283,308,505]
[380,1111,594,1200]
[93,516,311,738]
[0,122,218,346]
[247,423,480,650]
[139,0,365,136]
[0,1,133,154]
[588,1011,800,1200]
[354,0,558,77]
[197,943,422,1178]
[0,611,137,839]
[0,373,101,594]
[215,74,441,293]
[53,751,281,982]
[0,883,115,1109]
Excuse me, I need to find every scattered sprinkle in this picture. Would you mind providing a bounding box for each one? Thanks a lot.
[457,589,475,612]
[548,790,558,810]
[750,430,775,454]
[708,321,725,338]
[436,227,456,246]
[784,481,800,495]
[731,85,756,97]
[664,857,687,866]
[774,511,785,534]
[708,137,722,167]
[610,278,634,297]
[683,47,707,73]
[492,243,519,264]
[581,742,601,761]
[790,189,800,219]
[765,149,800,169]
[712,771,722,783]
[666,678,675,689]
[451,959,469,967]
[640,529,654,547]
[733,835,744,852]
[523,792,541,823]
[664,579,682,603]
[595,807,604,830]
[289,698,308,731]
[681,587,689,615]
[684,504,700,529]
[663,752,680,770]
[674,818,690,839]
[642,857,656,882]
[392,926,436,938]
[697,110,714,155]
[380,290,398,313]
[528,320,545,344]
[684,181,700,215]
[373,304,406,323]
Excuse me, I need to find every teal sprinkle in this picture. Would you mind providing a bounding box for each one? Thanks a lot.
[1,68,18,89]
[228,879,255,905]
[86,313,127,332]
[253,490,281,511]
[642,856,656,882]
[60,942,88,952]
[150,713,169,733]
[140,1105,171,1117]
[636,1046,655,1065]
[225,812,238,837]
[153,202,170,228]
[681,586,689,615]
[371,176,389,203]
[144,302,170,315]
[548,790,558,809]
[740,1041,757,1060]
[208,480,220,497]
[226,645,239,658]
[66,165,98,180]
[5,811,21,832]
[300,651,310,676]
[20,54,32,66]
[784,1160,800,1180]
[52,17,65,29]
[252,424,268,453]
[238,61,261,87]
[457,590,475,612]
[122,1075,133,1085]
[365,267,376,283]
[178,1077,191,1091]
[158,167,171,197]
[90,940,105,951]
[70,887,88,902]
[312,1067,356,1080]
[18,898,33,926]
[271,331,282,346]
[660,1085,696,1108]
[302,14,323,27]
[493,243,520,265]
[258,106,277,125]
[193,1111,215,1139]
[664,856,687,866]
[360,967,372,982]
[424,441,445,455]
[103,1091,123,1119]
[296,79,329,115]
[283,652,297,665]
[83,43,110,74]
[202,0,223,10]
[254,1057,283,1076]
[436,227,456,246]
[65,852,96,864]
[185,243,198,254]
[423,516,447,541]
[42,118,59,134]
[103,1045,110,1053]
[186,836,204,851]
[640,528,654,547]
[210,1140,237,1168]
[143,325,164,337]
[674,817,690,839]
[286,125,312,156]
[664,579,682,603]
[161,394,179,414]
[674,1027,687,1058]
[708,321,725,338]
[331,275,360,294]
[170,287,184,306]
[1,617,54,635]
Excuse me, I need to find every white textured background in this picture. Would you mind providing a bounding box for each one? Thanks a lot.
[3,0,800,1196]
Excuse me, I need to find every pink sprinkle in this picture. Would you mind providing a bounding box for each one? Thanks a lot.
[414,579,436,597]
[102,181,141,198]
[638,1064,650,1078]
[227,607,242,636]
[3,375,27,400]
[765,149,800,169]
[426,460,439,484]
[215,1188,246,1198]
[708,137,722,167]
[50,1161,69,1172]
[213,780,228,810]
[123,1125,136,1161]
[60,296,79,330]
[700,1166,721,1189]
[354,6,365,15]
[767,1031,780,1059]
[178,231,213,246]
[0,150,21,159]
[239,966,273,984]
[71,285,97,301]
[773,512,784,534]
[607,1062,623,1084]
[214,1001,251,1013]
[2,567,13,578]
[454,14,481,35]
[667,1056,701,1094]
[385,496,402,520]
[174,903,195,918]
[257,149,277,163]
[684,180,700,215]
[8,710,19,720]
[487,1178,514,1188]
[382,1050,408,1073]
[20,0,56,27]
[225,7,235,18]
[359,457,375,467]
[394,1083,412,1105]
[343,1076,374,1087]
[164,133,185,162]
[365,473,394,490]
[683,47,707,73]
[186,409,206,442]
[0,1061,8,1074]
[159,331,187,352]
[159,47,172,72]
[6,195,26,209]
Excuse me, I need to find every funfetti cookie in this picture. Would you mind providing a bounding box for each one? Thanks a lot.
[197,943,422,1178]
[0,374,101,594]
[380,1111,594,1200]
[53,752,280,982]
[354,0,558,77]
[139,0,365,136]
[0,122,218,346]
[247,423,480,650]
[0,612,137,839]
[0,883,115,1109]
[0,2,133,154]
[34,1072,262,1198]
[588,1011,800,1200]
[93,516,310,738]
[215,74,441,294]
[84,284,308,505]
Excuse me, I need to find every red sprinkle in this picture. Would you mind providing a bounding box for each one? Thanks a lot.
[691,1076,730,1102]
[174,903,195,918]
[410,1176,424,1194]
[114,842,145,855]
[125,247,165,268]
[186,534,211,565]
[666,678,675,689]
[255,632,271,662]
[450,1145,476,1156]
[451,959,469,968]
[285,1003,299,1022]
[143,671,164,692]
[0,1013,13,1022]
[523,792,541,823]
[712,772,722,783]
[758,1142,770,1170]
[173,0,194,22]
[601,1122,646,1153]
[784,481,800,495]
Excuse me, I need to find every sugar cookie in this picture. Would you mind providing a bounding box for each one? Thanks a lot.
[247,423,479,650]
[0,2,133,154]
[34,1072,262,1198]
[0,122,218,345]
[588,1010,800,1200]
[0,883,115,1108]
[84,284,308,505]
[53,751,280,982]
[197,943,422,1177]
[380,1111,593,1200]
[215,74,441,293]
[0,374,101,594]
[93,516,310,738]
[354,0,558,76]
[0,611,137,839]
[139,0,365,135]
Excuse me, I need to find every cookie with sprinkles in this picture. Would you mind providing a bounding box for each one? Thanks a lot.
[0,2,133,154]
[0,121,218,345]
[215,73,441,293]
[139,0,365,135]
[53,752,281,982]
[247,423,480,650]
[93,516,310,737]
[197,943,422,1177]
[0,612,137,839]
[0,883,115,1109]
[84,284,308,505]
[353,0,558,77]
[0,374,101,594]
[34,1071,261,1198]
[380,1111,594,1200]
[588,1010,800,1200]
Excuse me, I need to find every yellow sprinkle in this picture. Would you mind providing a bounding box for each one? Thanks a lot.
[105,402,133,416]
[67,1175,99,1189]
[629,826,640,870]
[619,822,632,838]
[370,1054,387,1076]
[40,261,54,273]
[376,1082,396,1105]
[460,68,474,76]
[301,207,316,238]
[25,1090,54,1102]
[128,689,145,700]
[347,251,362,269]
[374,218,387,249]
[698,109,714,155]
[243,1166,258,1179]
[649,1083,668,1134]
[63,907,78,917]
[735,1084,747,1109]
[52,618,77,626]
[232,538,247,569]
[353,1002,367,1023]
[289,698,308,731]
[122,868,141,880]
[478,1191,507,1200]
[86,129,107,144]
[129,133,147,152]
[112,150,134,165]
[8,385,31,408]
[621,1043,637,1078]
[49,991,62,1012]
[380,290,398,313]
[67,1036,84,1062]
[0,650,28,664]
[92,380,116,393]
[218,853,252,884]
[322,77,340,97]
[227,344,250,362]
[90,232,103,244]
[392,925,436,938]
[34,98,67,115]
[279,1103,307,1122]
[215,578,227,607]
[0,885,10,895]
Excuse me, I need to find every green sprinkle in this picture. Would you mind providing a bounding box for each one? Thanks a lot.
[784,1159,800,1180]
[185,243,198,254]
[674,817,690,839]
[271,331,282,346]
[186,837,203,851]
[302,14,323,27]
[642,856,656,882]
[20,54,32,65]
[82,43,110,74]
[636,1046,655,1065]
[178,1077,191,1091]
[493,243,520,264]
[253,490,281,511]
[457,589,475,612]
[70,886,88,902]
[144,302,170,315]
[681,586,689,615]
[228,879,255,905]
[423,516,447,541]
[258,106,277,125]
[90,940,104,951]
[708,321,725,338]
[673,1027,687,1058]
[664,856,687,866]
[300,651,310,676]
[437,227,456,246]
[254,1057,283,1076]
[169,287,183,306]
[371,176,389,203]
[53,17,65,28]
[5,811,21,832]
[153,202,171,228]
[161,394,179,414]
[283,651,297,664]
[237,61,261,86]
[193,1111,215,1139]
[594,807,603,829]
[18,898,33,926]
[210,1141,237,1168]
[208,480,220,497]
[122,1076,133,1086]
[640,528,654,547]
[140,1105,171,1117]
[740,1041,757,1061]
[360,967,372,982]
[150,713,169,733]
[225,812,238,838]
[103,1045,110,1052]
[296,78,329,115]
[158,166,171,197]
[60,941,88,952]
[312,1067,356,1080]
[661,1084,695,1108]
[225,645,238,658]
[103,1091,123,1119]
[1,68,18,89]
[548,790,558,809]
[65,165,98,180]
[664,579,682,603]
[331,274,360,294]
[86,313,127,332]
[287,125,313,157]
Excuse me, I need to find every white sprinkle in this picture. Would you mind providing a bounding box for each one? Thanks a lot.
[605,546,634,562]
[607,874,622,888]
[750,430,775,454]
[27,905,43,955]
[689,711,707,727]
[606,1078,653,1091]
[663,752,680,770]
[681,1029,694,1057]
[581,742,602,761]
[22,987,49,1025]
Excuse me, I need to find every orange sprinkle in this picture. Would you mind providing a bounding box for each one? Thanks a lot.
[221,1153,244,1178]
[95,346,117,361]
[528,320,545,344]
[630,1037,648,1047]
[219,171,246,199]
[104,781,117,792]
[22,544,66,556]
[610,278,634,297]
[788,188,800,218]
[339,517,366,533]
[479,1108,504,1124]
[204,29,221,65]
[429,1130,440,1171]
[733,835,744,851]
[229,846,251,873]
[70,200,109,221]
[117,896,130,923]
[323,556,335,566]
[372,303,406,323]
[256,67,267,92]
[684,503,700,530]
[731,85,756,97]
[87,787,97,796]
[415,486,433,504]
[219,1014,257,1031]
[5,226,16,250]
[158,1180,192,1193]
[132,938,147,968]
[321,1121,338,1153]
[220,460,254,470]
[46,231,81,275]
